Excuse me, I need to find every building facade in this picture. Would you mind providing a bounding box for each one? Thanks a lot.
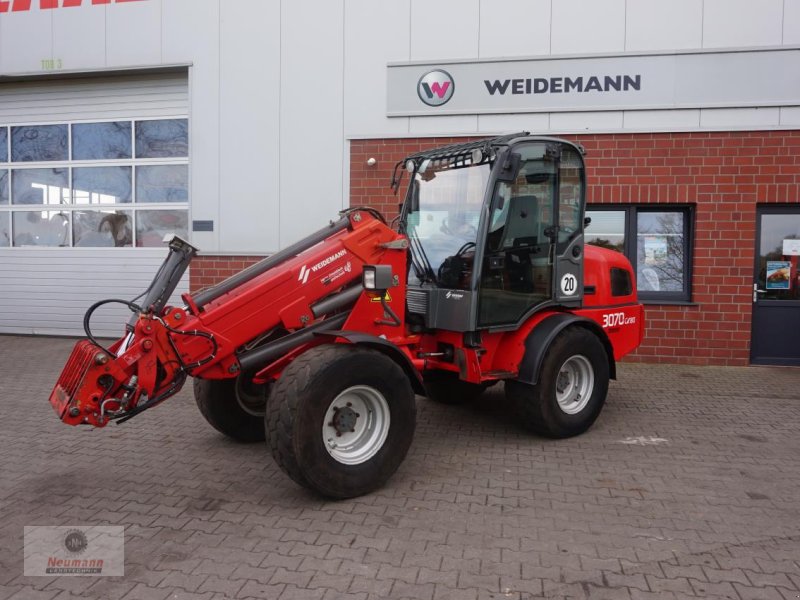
[0,0,798,366]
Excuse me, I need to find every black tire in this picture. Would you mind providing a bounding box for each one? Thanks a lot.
[423,371,489,405]
[506,327,609,438]
[193,377,266,443]
[265,345,416,499]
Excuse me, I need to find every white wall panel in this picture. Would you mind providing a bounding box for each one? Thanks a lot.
[623,109,700,130]
[53,4,106,71]
[0,9,52,73]
[344,0,410,137]
[477,113,550,134]
[410,0,479,60]
[0,249,188,337]
[625,0,702,51]
[784,0,800,44]
[1,0,799,266]
[550,111,624,132]
[700,107,780,128]
[409,115,478,135]
[162,0,218,64]
[106,0,162,67]
[279,0,345,247]
[703,0,783,48]
[478,0,550,58]
[218,0,280,254]
[551,0,625,54]
[163,0,221,253]
[779,106,800,125]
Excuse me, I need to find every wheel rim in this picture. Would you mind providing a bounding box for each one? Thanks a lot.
[555,355,594,415]
[235,376,267,417]
[322,385,390,465]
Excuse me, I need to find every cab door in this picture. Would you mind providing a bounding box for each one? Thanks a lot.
[552,144,586,308]
[477,141,585,327]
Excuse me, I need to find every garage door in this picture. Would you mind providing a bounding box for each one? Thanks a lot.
[0,71,190,337]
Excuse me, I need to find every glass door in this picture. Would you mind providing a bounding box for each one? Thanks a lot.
[751,206,800,365]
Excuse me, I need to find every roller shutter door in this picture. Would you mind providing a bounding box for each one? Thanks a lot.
[0,71,190,337]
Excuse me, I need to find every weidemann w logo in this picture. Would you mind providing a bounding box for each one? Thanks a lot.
[417,69,455,107]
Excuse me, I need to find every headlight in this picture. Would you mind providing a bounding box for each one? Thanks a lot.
[363,267,377,290]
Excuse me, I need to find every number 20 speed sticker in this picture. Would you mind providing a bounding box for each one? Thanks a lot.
[560,273,578,296]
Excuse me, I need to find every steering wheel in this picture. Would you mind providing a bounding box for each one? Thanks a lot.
[455,242,476,256]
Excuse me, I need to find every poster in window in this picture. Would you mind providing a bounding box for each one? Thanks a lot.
[782,239,800,256]
[766,261,792,289]
[644,236,667,265]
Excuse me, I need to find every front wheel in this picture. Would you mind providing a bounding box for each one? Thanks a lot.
[506,327,609,438]
[193,377,267,442]
[265,345,416,499]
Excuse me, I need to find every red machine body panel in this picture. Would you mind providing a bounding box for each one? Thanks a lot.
[50,215,644,429]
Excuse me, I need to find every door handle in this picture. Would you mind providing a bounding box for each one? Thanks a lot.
[753,284,768,301]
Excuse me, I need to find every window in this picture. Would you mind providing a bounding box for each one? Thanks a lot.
[557,146,585,253]
[0,119,188,248]
[585,206,693,302]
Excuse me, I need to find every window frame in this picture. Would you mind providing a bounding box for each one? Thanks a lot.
[585,204,694,304]
[0,117,189,249]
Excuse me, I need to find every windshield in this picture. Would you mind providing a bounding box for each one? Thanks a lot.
[404,163,491,286]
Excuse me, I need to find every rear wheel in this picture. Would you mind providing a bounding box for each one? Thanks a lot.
[423,371,489,405]
[193,377,267,443]
[506,327,609,438]
[265,345,416,499]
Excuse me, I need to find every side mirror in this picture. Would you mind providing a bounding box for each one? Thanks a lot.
[407,185,420,214]
[496,150,521,182]
[584,216,592,228]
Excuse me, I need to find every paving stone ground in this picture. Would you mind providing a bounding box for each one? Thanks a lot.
[1,334,799,600]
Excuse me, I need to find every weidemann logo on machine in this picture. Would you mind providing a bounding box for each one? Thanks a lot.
[298,250,347,284]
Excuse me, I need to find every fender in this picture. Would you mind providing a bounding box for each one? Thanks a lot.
[315,330,425,395]
[517,313,616,386]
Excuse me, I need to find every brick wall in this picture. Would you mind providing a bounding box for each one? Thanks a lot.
[190,255,263,294]
[350,131,800,366]
[191,130,800,366]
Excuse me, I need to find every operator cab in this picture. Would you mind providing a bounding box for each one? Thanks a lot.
[395,132,586,331]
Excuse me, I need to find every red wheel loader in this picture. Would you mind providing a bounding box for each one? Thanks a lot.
[49,133,644,498]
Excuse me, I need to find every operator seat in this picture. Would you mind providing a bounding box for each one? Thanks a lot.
[497,195,539,250]
[496,195,539,293]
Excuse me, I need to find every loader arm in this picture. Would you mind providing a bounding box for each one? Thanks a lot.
[50,210,406,427]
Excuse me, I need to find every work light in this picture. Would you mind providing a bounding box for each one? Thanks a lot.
[362,265,393,291]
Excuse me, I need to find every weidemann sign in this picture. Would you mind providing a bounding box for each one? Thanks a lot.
[386,47,800,116]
